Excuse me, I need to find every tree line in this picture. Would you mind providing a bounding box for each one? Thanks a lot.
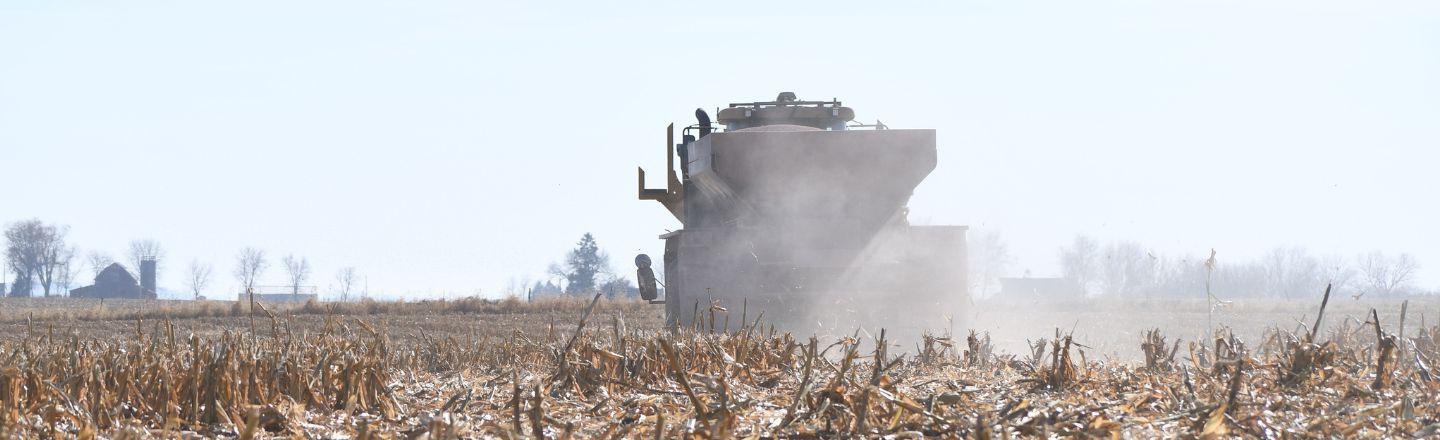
[524,233,637,300]
[969,230,1426,298]
[3,219,362,300]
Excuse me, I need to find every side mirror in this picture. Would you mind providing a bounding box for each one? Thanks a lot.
[635,254,658,301]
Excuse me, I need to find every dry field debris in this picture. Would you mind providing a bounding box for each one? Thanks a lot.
[2,292,1439,438]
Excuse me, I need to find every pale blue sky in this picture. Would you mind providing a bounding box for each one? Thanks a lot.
[2,1,1437,297]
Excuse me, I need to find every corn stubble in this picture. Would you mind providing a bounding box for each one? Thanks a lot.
[2,294,1438,438]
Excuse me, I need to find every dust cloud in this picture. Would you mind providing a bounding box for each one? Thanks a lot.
[665,118,967,350]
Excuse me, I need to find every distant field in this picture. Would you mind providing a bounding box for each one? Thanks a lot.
[2,291,1428,358]
[0,296,663,342]
[3,294,1432,359]
[0,297,243,320]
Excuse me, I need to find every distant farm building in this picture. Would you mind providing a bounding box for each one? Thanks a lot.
[70,261,157,299]
[999,277,1081,299]
[238,286,318,303]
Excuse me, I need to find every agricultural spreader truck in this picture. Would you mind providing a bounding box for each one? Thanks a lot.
[636,92,968,334]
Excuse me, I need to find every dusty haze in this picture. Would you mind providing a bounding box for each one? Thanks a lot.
[1,1,1435,299]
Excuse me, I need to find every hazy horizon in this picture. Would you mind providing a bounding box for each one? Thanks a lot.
[3,1,1437,298]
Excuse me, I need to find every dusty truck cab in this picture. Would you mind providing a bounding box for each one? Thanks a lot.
[638,93,968,335]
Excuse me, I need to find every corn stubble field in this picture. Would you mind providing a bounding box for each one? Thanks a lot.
[1,293,1438,438]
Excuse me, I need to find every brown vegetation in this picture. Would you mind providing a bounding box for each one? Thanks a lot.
[0,296,607,324]
[1,294,1438,437]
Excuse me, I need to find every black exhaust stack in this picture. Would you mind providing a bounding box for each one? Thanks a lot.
[695,109,712,138]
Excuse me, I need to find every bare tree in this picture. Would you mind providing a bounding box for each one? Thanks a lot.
[505,277,524,299]
[968,229,1013,297]
[546,262,570,292]
[1147,253,1208,297]
[187,260,213,300]
[505,276,537,300]
[335,266,358,301]
[5,220,71,297]
[1318,254,1356,294]
[282,254,311,298]
[1261,246,1323,299]
[1057,234,1099,296]
[5,221,36,297]
[1358,251,1420,297]
[86,251,115,278]
[1211,259,1265,298]
[1392,254,1420,294]
[233,247,267,296]
[34,226,71,297]
[55,246,78,296]
[1098,241,1156,297]
[4,221,42,297]
[128,239,165,278]
[599,274,633,299]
